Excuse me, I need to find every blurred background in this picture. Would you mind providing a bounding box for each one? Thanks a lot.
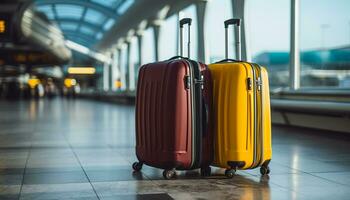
[0,1,350,199]
[1,0,349,96]
[1,0,349,132]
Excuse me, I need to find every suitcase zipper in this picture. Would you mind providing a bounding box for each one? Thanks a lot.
[251,64,264,168]
[255,64,264,166]
[183,59,204,169]
[250,63,258,168]
[184,60,196,168]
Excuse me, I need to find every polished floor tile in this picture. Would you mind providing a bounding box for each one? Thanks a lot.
[311,171,350,186]
[100,193,174,200]
[23,171,88,184]
[0,99,350,200]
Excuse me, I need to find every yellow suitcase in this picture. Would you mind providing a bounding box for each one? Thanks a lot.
[208,19,272,177]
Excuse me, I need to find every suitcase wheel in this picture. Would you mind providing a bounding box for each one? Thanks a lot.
[200,166,211,177]
[260,166,270,175]
[163,169,176,180]
[132,162,143,172]
[225,168,236,178]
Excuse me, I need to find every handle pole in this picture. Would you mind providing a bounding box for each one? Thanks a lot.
[236,26,241,60]
[225,27,228,59]
[224,18,242,60]
[188,24,191,58]
[179,18,192,58]
[180,26,183,57]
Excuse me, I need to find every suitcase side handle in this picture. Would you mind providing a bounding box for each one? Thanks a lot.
[224,18,242,60]
[179,18,192,58]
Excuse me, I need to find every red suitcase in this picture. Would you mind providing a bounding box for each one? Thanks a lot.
[132,18,213,179]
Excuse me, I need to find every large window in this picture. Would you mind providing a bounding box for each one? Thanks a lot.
[129,36,138,91]
[246,0,291,89]
[119,45,127,91]
[179,5,198,60]
[205,0,232,63]
[159,14,177,61]
[300,0,350,88]
[142,28,155,64]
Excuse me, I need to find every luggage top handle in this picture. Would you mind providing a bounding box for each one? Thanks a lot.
[224,18,242,61]
[180,18,192,58]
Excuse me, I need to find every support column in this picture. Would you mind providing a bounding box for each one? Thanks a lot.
[111,49,119,91]
[137,34,143,67]
[290,0,300,90]
[196,1,208,63]
[102,53,110,91]
[153,24,161,61]
[125,42,131,91]
[103,61,109,91]
[136,34,143,86]
[116,48,122,90]
[108,53,113,91]
[231,0,250,61]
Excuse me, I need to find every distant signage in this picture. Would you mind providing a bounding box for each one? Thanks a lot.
[0,49,62,66]
[0,20,5,33]
[0,13,11,41]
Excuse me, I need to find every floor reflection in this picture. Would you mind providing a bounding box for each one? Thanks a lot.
[0,98,350,200]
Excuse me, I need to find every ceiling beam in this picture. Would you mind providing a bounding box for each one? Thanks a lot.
[63,31,97,44]
[76,6,88,34]
[95,0,200,51]
[35,0,117,18]
[57,18,103,32]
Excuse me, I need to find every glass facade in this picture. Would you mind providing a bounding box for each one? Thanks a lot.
[205,0,232,63]
[300,0,350,88]
[34,0,135,47]
[34,0,350,92]
[246,0,291,89]
[159,14,177,61]
[141,28,155,65]
[179,5,198,60]
[129,37,138,91]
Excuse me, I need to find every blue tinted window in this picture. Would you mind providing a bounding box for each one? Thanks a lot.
[80,25,96,36]
[55,4,84,19]
[36,5,55,19]
[103,19,115,30]
[60,22,78,31]
[117,0,134,14]
[91,0,120,8]
[96,32,103,39]
[84,8,106,25]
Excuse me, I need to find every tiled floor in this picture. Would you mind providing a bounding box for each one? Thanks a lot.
[0,98,350,200]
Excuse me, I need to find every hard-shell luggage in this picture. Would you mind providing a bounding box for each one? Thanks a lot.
[208,19,272,177]
[133,18,213,179]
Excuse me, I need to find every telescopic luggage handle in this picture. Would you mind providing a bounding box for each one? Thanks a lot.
[224,18,242,60]
[179,18,192,58]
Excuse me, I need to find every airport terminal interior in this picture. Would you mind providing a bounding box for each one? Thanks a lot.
[0,0,350,199]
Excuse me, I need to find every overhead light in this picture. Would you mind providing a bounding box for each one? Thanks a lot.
[65,40,89,54]
[0,20,6,33]
[68,67,96,75]
[65,40,111,64]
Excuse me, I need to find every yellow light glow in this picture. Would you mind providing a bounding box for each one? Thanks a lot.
[68,67,96,74]
[0,20,5,33]
[64,78,77,88]
[28,78,40,89]
[114,80,122,88]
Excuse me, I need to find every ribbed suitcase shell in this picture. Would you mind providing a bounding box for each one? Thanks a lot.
[208,61,272,170]
[136,59,213,170]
